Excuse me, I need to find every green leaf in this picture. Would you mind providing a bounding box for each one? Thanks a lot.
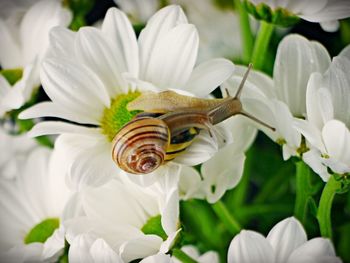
[0,68,23,85]
[141,215,168,241]
[24,218,60,244]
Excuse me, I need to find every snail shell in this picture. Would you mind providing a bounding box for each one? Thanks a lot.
[112,117,170,174]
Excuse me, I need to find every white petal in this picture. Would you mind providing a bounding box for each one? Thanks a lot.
[27,121,99,137]
[17,147,52,219]
[184,58,234,97]
[300,0,350,23]
[19,102,99,125]
[320,20,340,32]
[306,72,327,129]
[288,238,341,263]
[102,7,139,77]
[199,251,220,263]
[119,235,163,262]
[267,217,307,262]
[68,234,95,263]
[293,119,325,152]
[339,44,350,60]
[20,0,72,64]
[0,18,22,68]
[139,5,187,78]
[173,131,218,166]
[143,23,198,90]
[47,26,76,58]
[302,150,330,182]
[42,226,65,261]
[161,188,179,235]
[75,27,127,96]
[323,56,350,126]
[160,229,182,255]
[178,166,205,200]
[41,58,110,123]
[322,120,350,171]
[201,146,245,203]
[274,34,331,116]
[228,230,274,263]
[90,238,123,263]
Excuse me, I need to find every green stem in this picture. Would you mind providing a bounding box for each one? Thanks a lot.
[294,161,312,225]
[251,21,274,70]
[212,201,241,235]
[234,0,254,63]
[317,175,341,239]
[172,248,198,263]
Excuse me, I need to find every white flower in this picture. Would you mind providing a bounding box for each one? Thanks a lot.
[248,0,350,32]
[0,146,73,262]
[0,127,36,179]
[0,0,72,116]
[64,173,180,262]
[294,46,350,180]
[228,217,342,263]
[223,34,332,160]
[67,234,173,263]
[179,116,257,203]
[20,5,235,189]
[116,0,254,62]
[172,245,219,263]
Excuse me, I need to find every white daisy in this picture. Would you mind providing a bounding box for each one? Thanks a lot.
[246,0,350,32]
[64,172,180,262]
[228,217,341,263]
[0,146,72,262]
[294,45,350,180]
[116,0,253,62]
[20,5,235,189]
[0,0,72,116]
[223,34,332,160]
[179,116,257,203]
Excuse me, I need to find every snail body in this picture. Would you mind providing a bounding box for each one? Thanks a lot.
[112,64,275,174]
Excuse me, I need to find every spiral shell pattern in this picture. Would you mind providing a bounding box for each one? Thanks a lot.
[112,117,170,174]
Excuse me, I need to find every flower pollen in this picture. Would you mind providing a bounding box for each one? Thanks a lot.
[24,218,60,244]
[101,91,142,141]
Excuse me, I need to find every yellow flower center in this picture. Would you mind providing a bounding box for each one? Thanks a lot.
[100,91,142,141]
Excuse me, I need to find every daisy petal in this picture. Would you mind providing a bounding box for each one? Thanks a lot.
[68,234,95,263]
[274,34,330,116]
[143,24,198,90]
[119,235,163,262]
[27,121,99,137]
[90,238,123,263]
[184,58,234,96]
[19,102,99,125]
[41,58,110,123]
[139,5,187,78]
[201,146,245,203]
[322,120,350,167]
[75,27,127,96]
[20,0,72,64]
[302,150,330,182]
[102,7,139,77]
[267,217,307,262]
[0,19,22,68]
[288,238,341,263]
[228,230,274,263]
[47,26,76,58]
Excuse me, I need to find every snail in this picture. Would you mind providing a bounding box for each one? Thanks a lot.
[112,64,275,174]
